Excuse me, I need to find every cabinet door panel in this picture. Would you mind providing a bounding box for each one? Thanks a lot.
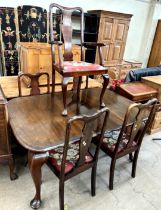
[114,20,129,42]
[98,17,114,42]
[112,43,125,61]
[99,43,124,65]
[112,44,122,60]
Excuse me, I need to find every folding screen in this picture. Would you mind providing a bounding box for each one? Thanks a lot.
[17,5,48,42]
[0,7,19,75]
[0,5,48,75]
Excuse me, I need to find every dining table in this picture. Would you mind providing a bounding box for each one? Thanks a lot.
[7,87,132,209]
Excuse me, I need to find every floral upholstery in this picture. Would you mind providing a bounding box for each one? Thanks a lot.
[49,141,93,174]
[100,128,136,153]
[110,79,124,91]
[55,61,107,75]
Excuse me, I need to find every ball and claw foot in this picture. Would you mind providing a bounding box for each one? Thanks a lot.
[10,172,18,180]
[30,198,41,209]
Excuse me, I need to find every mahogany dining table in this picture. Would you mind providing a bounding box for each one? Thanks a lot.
[7,87,132,209]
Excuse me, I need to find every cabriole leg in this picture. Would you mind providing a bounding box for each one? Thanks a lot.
[28,151,48,209]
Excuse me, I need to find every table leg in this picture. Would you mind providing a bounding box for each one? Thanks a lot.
[28,151,49,209]
[100,74,109,107]
[8,156,18,180]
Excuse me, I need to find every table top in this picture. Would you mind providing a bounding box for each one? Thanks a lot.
[8,88,132,152]
[142,75,161,86]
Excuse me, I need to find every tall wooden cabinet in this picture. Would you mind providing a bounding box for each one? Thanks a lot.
[88,10,132,66]
[148,20,161,67]
[86,10,142,80]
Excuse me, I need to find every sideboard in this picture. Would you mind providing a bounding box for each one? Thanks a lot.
[19,42,81,86]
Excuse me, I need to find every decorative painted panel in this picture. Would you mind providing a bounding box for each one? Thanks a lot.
[0,7,19,75]
[17,5,47,42]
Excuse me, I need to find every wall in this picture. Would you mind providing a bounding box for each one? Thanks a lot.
[0,0,160,66]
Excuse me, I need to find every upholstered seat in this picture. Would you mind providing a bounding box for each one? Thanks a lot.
[102,129,136,152]
[49,141,93,174]
[55,61,107,76]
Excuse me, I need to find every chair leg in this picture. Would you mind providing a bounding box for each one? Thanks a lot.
[52,69,55,94]
[131,150,139,178]
[109,158,116,190]
[100,74,109,107]
[91,165,97,196]
[8,157,18,180]
[59,180,65,210]
[129,153,133,162]
[62,77,70,116]
[86,76,89,89]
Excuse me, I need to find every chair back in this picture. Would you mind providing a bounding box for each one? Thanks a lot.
[49,3,84,63]
[114,98,157,155]
[18,72,50,96]
[61,107,109,178]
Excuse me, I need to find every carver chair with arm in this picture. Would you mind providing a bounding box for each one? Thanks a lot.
[49,3,109,116]
[18,72,50,96]
[93,98,157,190]
[47,107,109,210]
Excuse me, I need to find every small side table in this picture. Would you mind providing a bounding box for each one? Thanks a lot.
[115,82,157,102]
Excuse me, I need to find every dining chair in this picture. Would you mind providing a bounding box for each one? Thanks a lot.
[47,107,109,210]
[18,72,50,96]
[49,3,109,116]
[93,98,157,190]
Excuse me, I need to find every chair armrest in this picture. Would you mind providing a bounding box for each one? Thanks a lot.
[49,41,64,67]
[83,42,106,66]
[49,41,63,46]
[83,42,106,47]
